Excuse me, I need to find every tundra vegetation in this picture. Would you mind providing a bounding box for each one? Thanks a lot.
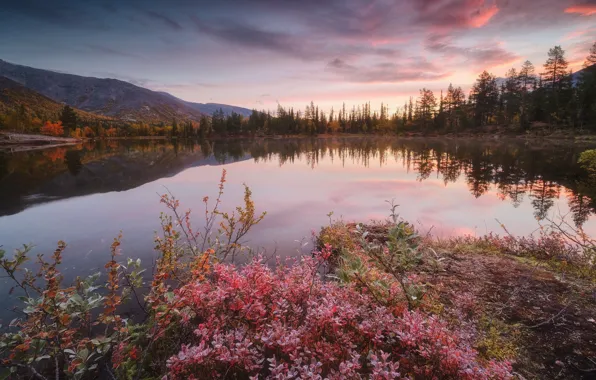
[0,168,595,379]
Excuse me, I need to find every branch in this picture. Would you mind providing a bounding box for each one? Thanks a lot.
[14,364,48,380]
[528,304,570,329]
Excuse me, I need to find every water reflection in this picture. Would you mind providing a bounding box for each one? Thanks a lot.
[1,137,594,227]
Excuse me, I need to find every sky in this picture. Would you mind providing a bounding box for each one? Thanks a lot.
[0,0,595,113]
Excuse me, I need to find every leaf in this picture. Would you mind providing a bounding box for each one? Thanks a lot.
[35,355,51,362]
[64,348,76,356]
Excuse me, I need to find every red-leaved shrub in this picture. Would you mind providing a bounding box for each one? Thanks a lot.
[166,256,511,379]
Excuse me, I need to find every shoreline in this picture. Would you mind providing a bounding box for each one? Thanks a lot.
[0,132,81,152]
[0,167,594,379]
[2,130,596,152]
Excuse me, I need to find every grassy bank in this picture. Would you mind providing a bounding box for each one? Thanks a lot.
[318,216,595,379]
[0,171,594,379]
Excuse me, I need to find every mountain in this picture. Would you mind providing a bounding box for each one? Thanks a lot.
[156,91,253,117]
[0,76,112,122]
[186,102,253,118]
[0,59,252,123]
[571,64,596,85]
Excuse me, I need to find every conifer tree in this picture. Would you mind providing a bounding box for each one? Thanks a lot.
[59,105,77,137]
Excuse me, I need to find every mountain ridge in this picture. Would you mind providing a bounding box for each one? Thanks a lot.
[0,76,113,123]
[0,59,252,123]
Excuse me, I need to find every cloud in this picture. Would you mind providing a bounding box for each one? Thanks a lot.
[426,36,519,69]
[191,17,325,60]
[145,10,183,30]
[2,0,110,30]
[565,3,596,16]
[468,3,499,27]
[327,57,451,84]
[328,58,356,71]
[415,0,500,31]
[86,44,142,59]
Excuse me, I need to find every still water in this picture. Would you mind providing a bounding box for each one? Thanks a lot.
[1,137,596,288]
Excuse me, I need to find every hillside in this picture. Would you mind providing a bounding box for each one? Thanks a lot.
[0,76,112,123]
[186,102,253,117]
[155,92,253,117]
[0,59,207,123]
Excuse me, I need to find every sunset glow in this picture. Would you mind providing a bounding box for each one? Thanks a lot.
[565,5,596,16]
[0,0,594,112]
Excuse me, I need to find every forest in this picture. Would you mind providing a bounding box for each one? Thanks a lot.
[1,43,595,139]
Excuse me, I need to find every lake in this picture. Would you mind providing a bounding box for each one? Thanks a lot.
[1,137,596,302]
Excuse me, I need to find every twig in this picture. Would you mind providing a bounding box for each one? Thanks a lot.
[528,304,570,329]
[14,364,48,380]
[104,363,118,380]
[495,218,515,239]
[571,361,596,373]
[55,355,59,380]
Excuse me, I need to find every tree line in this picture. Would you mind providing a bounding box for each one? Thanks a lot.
[1,43,595,138]
[204,43,596,136]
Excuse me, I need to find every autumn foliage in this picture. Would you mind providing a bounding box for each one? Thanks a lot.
[0,172,516,379]
[106,127,118,137]
[164,255,511,379]
[40,120,64,136]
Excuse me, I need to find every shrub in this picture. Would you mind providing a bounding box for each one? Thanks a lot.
[166,256,511,379]
[0,172,512,379]
[40,121,64,137]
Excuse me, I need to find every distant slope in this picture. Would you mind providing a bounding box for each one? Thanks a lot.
[155,92,253,117]
[0,59,205,123]
[572,64,596,85]
[0,76,112,122]
[186,102,253,117]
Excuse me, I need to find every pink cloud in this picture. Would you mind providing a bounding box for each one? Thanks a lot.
[467,3,499,28]
[418,0,500,33]
[565,4,596,16]
[370,37,410,46]
[426,35,519,70]
[562,29,589,41]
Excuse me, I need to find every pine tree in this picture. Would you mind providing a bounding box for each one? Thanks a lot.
[172,119,178,137]
[584,41,596,68]
[417,88,437,129]
[518,60,536,90]
[503,68,522,124]
[542,46,569,91]
[59,105,77,137]
[518,61,536,129]
[470,71,499,126]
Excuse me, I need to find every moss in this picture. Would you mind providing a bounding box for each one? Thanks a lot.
[317,222,357,260]
[476,317,521,361]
